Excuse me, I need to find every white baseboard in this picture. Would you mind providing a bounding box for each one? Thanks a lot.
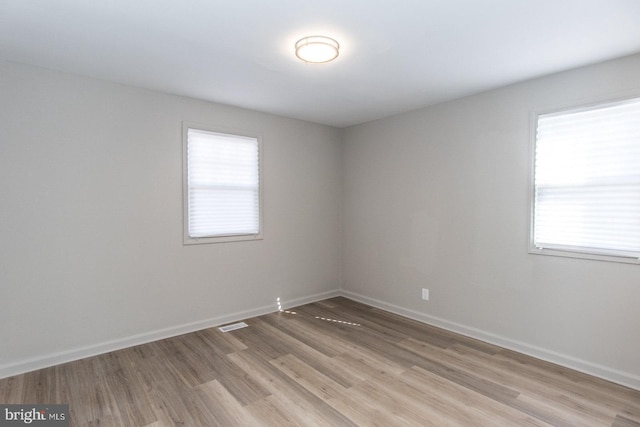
[3,288,638,392]
[341,290,640,391]
[0,289,340,380]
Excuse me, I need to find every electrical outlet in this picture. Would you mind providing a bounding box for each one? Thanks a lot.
[422,288,429,300]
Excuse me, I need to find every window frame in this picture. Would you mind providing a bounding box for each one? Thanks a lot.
[528,96,640,265]
[182,121,263,245]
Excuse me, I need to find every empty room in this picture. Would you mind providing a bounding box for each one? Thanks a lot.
[1,0,639,426]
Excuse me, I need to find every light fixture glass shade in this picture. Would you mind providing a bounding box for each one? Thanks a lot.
[295,36,339,63]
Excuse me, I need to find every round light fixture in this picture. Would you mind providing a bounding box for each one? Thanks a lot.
[295,36,340,63]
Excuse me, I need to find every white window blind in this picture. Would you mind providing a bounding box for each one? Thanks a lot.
[186,128,260,240]
[533,97,640,260]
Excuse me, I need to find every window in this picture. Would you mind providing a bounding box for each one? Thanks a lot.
[530,97,640,263]
[183,124,262,244]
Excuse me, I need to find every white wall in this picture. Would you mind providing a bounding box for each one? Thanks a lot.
[0,60,342,377]
[3,53,639,389]
[342,53,640,388]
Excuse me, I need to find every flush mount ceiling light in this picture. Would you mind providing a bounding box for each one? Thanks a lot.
[295,36,340,63]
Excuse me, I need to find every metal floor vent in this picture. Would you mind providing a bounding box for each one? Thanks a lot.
[218,321,249,333]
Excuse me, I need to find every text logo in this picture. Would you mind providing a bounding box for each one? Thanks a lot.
[0,405,69,426]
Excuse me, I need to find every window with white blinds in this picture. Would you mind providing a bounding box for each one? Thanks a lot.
[531,97,640,263]
[184,126,261,244]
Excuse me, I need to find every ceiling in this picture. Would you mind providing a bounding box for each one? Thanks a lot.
[2,0,640,128]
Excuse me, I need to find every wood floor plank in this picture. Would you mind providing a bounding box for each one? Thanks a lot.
[349,376,454,426]
[332,353,459,426]
[270,354,348,401]
[194,327,248,355]
[369,307,502,355]
[1,296,638,426]
[620,409,640,424]
[515,392,615,427]
[152,335,218,388]
[335,344,408,377]
[401,366,552,427]
[259,311,356,357]
[195,379,260,426]
[492,349,640,413]
[252,318,365,387]
[612,414,640,427]
[206,352,271,406]
[399,337,624,425]
[445,343,622,424]
[227,349,358,426]
[0,375,22,403]
[244,395,311,427]
[325,388,402,427]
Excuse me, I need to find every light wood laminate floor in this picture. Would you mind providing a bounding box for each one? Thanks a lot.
[1,297,639,426]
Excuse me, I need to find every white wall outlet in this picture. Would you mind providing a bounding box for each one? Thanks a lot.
[422,288,429,300]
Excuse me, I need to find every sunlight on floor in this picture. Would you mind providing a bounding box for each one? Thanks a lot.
[314,316,361,327]
[276,297,359,326]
